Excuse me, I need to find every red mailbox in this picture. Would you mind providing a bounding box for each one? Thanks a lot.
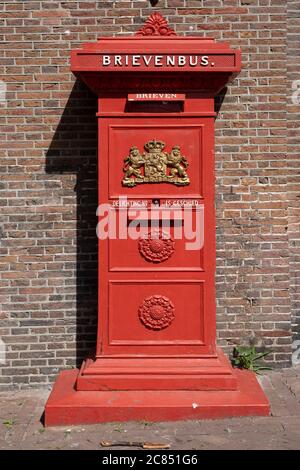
[45,14,269,425]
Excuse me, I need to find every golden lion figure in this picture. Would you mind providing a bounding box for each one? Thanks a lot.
[167,145,189,182]
[122,146,145,186]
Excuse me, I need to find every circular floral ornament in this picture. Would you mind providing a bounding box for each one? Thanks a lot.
[138,230,175,263]
[139,295,175,330]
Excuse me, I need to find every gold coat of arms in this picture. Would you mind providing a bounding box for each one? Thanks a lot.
[122,140,190,187]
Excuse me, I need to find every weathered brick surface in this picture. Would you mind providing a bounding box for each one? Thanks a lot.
[0,1,297,389]
[287,1,300,343]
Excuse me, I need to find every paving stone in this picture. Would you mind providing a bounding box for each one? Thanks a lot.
[0,367,300,450]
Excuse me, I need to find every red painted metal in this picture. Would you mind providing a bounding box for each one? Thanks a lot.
[45,14,269,425]
[135,12,177,37]
[45,367,269,426]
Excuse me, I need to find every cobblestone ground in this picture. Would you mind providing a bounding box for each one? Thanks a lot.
[0,367,300,450]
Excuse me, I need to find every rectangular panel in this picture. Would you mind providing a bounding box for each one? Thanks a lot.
[72,52,239,73]
[108,280,204,348]
[108,124,203,199]
[108,214,204,272]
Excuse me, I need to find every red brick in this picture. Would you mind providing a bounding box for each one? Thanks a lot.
[32,10,69,18]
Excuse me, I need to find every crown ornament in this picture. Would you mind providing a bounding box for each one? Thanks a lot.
[144,140,165,153]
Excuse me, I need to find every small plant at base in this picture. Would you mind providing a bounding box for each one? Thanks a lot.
[3,418,15,429]
[232,346,272,374]
[113,424,126,433]
[139,420,153,427]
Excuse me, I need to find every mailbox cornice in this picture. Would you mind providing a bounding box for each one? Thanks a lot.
[71,14,241,86]
[71,36,241,96]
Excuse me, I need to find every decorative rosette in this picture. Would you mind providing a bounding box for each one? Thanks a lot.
[138,230,175,263]
[138,295,175,330]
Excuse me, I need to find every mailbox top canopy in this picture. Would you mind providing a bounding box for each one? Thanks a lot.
[71,13,241,95]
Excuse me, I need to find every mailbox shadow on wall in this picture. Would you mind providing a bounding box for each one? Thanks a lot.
[45,79,98,368]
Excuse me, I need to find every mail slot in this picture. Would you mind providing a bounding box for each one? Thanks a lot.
[128,93,186,102]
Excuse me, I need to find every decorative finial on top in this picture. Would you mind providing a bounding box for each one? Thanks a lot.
[149,0,159,5]
[135,12,177,37]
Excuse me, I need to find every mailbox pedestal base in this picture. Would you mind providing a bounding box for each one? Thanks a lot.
[44,366,269,426]
[76,348,237,391]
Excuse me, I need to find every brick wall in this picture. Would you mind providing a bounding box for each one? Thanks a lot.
[0,0,297,389]
[287,1,300,350]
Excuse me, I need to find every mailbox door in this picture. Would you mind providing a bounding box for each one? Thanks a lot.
[97,115,216,357]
